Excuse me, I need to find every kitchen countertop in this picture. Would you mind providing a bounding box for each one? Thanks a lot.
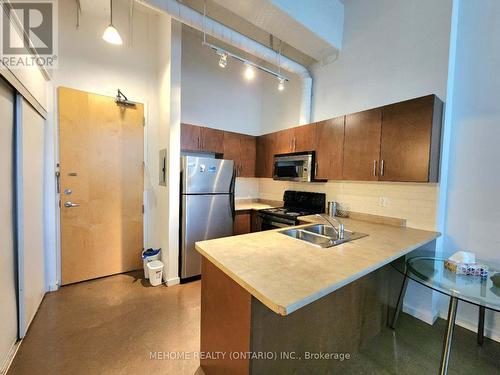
[195,216,440,316]
[235,200,281,212]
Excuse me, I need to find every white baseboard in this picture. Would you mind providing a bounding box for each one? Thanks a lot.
[47,282,59,292]
[403,303,439,325]
[438,311,500,343]
[166,277,180,287]
[0,339,21,375]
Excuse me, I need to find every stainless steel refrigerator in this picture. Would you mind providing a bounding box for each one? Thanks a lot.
[180,156,235,281]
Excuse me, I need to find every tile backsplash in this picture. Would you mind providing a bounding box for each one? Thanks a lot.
[235,178,260,200]
[258,179,438,231]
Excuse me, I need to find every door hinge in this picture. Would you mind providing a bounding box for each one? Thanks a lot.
[142,204,145,214]
[143,116,146,127]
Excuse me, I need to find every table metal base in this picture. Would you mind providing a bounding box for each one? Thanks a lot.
[390,272,409,329]
[439,296,458,375]
[477,306,485,346]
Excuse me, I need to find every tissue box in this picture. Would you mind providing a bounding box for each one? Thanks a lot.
[444,260,489,278]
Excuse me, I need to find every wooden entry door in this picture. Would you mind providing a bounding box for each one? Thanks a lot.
[58,87,144,285]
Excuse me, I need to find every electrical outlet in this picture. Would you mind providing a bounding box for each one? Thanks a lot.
[379,197,388,207]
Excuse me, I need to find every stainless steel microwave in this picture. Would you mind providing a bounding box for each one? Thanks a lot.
[273,152,314,182]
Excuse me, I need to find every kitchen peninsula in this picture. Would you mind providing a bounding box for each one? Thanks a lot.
[196,217,440,374]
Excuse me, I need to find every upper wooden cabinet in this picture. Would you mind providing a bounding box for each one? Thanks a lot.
[343,109,382,181]
[223,131,256,177]
[294,124,317,152]
[274,128,295,154]
[379,95,443,182]
[181,123,224,154]
[182,94,443,183]
[239,134,257,177]
[315,117,345,180]
[342,95,443,182]
[180,123,201,152]
[274,124,316,154]
[201,127,224,154]
[256,133,275,178]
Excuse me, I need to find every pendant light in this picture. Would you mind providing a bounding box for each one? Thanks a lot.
[103,0,123,45]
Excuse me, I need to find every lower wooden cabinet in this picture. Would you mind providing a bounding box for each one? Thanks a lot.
[251,211,262,232]
[234,212,251,235]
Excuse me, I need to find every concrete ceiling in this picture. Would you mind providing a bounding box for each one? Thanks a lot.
[179,0,317,67]
[209,0,344,62]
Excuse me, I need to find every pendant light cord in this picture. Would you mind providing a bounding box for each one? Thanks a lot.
[110,0,113,25]
[203,0,207,44]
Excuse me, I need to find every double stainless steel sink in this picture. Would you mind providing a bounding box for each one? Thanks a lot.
[279,224,368,248]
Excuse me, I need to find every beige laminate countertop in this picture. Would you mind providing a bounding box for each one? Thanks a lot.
[235,202,277,211]
[195,216,440,316]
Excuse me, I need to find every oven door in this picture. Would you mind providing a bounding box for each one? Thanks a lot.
[273,153,313,182]
[259,214,296,231]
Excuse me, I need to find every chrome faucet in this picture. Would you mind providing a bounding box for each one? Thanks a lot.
[315,213,345,239]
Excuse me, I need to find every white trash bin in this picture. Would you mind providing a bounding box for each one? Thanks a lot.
[142,248,161,279]
[147,260,164,287]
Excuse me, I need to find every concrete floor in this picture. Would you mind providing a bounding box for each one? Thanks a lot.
[7,271,500,375]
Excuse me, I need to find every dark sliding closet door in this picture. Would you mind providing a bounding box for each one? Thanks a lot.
[0,77,18,363]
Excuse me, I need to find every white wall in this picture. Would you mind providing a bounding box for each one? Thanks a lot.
[181,26,261,135]
[156,17,183,286]
[312,0,451,121]
[303,0,452,325]
[441,0,500,342]
[181,25,302,135]
[44,0,170,289]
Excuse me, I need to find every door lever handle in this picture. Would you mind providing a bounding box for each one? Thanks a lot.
[64,201,80,208]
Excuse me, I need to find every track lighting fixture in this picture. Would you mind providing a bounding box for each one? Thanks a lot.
[203,42,289,88]
[218,52,228,68]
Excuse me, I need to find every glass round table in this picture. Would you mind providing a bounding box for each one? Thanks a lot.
[390,256,500,375]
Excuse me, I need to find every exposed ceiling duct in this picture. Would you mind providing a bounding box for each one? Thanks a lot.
[139,0,313,124]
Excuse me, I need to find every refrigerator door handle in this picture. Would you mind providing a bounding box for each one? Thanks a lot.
[229,165,236,220]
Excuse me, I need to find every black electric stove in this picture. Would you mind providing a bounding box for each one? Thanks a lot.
[259,191,326,230]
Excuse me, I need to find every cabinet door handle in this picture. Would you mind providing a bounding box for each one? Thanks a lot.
[197,137,200,149]
[293,138,297,151]
[373,160,378,176]
[315,162,318,177]
[380,160,385,176]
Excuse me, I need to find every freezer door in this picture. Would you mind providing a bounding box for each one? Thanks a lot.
[181,156,235,194]
[180,194,234,279]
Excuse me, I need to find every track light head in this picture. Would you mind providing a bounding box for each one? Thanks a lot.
[244,64,255,81]
[278,78,285,91]
[218,52,228,68]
